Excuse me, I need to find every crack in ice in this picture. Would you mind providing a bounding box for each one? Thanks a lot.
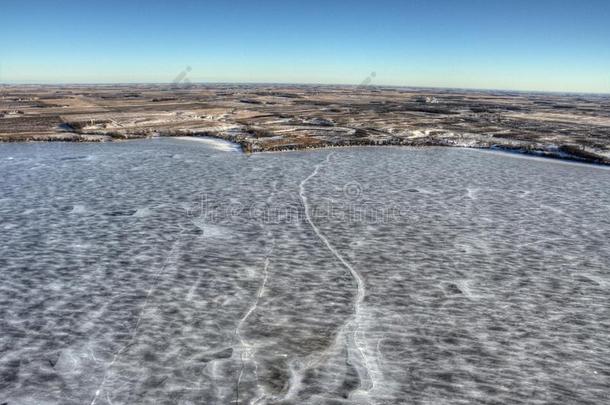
[89,226,186,405]
[235,238,275,405]
[296,152,375,401]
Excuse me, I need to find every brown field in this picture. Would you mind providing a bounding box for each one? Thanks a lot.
[1,84,609,164]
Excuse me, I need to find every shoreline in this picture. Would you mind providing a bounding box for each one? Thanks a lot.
[3,84,608,167]
[2,132,609,167]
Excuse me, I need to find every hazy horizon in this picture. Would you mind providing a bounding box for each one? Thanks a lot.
[2,79,610,96]
[2,0,609,93]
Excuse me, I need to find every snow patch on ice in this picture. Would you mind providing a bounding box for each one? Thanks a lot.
[71,205,87,214]
[133,207,152,217]
[174,136,241,152]
[192,220,233,239]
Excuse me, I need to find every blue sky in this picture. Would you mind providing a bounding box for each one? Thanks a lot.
[1,0,609,92]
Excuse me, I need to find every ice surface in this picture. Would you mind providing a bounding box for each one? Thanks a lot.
[0,139,609,404]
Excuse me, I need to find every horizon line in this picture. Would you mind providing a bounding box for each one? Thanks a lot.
[1,80,608,96]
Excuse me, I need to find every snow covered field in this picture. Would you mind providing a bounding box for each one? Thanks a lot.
[1,139,608,404]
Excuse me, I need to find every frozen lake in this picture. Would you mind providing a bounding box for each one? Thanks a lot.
[1,139,609,404]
